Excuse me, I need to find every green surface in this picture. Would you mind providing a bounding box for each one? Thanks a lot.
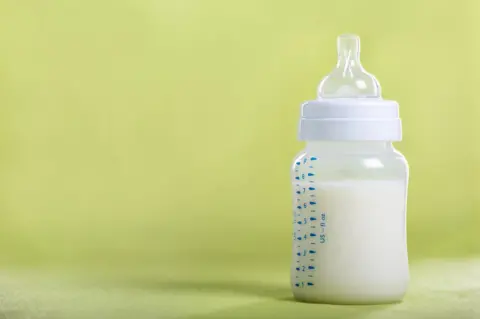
[0,0,479,317]
[0,259,479,318]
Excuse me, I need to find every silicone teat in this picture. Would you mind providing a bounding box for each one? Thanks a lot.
[318,34,381,98]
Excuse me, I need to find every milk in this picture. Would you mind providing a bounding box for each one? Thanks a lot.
[291,180,409,304]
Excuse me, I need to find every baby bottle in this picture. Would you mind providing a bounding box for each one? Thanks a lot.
[291,34,409,304]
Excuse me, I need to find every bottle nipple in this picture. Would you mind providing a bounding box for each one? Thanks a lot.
[318,34,381,98]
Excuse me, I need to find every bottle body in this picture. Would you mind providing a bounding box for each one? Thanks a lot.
[291,141,409,304]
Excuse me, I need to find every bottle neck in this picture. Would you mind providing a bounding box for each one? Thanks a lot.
[306,141,393,154]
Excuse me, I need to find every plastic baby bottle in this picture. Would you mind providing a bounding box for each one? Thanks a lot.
[291,34,409,304]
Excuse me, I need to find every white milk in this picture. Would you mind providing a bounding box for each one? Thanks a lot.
[291,180,409,304]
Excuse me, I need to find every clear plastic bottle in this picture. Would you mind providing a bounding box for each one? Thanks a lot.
[291,34,409,304]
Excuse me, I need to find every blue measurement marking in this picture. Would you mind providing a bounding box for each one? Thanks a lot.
[303,158,307,164]
[310,157,317,161]
[295,162,301,165]
[293,177,319,291]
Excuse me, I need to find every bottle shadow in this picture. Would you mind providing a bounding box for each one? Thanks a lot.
[118,278,397,319]
[132,279,293,301]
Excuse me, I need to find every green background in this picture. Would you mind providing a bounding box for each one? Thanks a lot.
[0,0,479,318]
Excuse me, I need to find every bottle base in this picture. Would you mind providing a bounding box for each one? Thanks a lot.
[293,292,406,305]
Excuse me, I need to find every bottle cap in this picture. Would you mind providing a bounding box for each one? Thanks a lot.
[299,34,402,141]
